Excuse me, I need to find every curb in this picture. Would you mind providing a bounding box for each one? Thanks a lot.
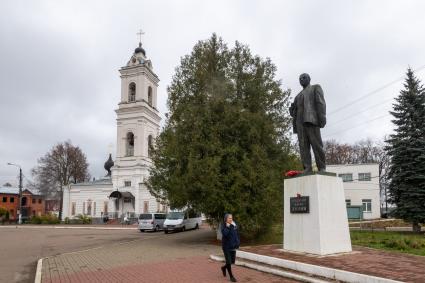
[235,251,403,283]
[210,255,328,283]
[34,258,43,283]
[0,225,137,230]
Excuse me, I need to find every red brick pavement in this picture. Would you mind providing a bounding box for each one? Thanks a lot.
[242,245,425,283]
[44,256,299,283]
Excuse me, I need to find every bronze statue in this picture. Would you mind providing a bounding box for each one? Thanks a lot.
[289,73,326,173]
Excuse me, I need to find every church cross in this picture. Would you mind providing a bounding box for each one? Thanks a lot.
[137,29,145,44]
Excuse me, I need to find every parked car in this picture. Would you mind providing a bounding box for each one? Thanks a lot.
[163,210,202,234]
[138,213,166,232]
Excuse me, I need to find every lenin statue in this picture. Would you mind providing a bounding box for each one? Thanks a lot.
[289,73,326,173]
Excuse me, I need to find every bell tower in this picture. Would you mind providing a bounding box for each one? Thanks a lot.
[112,33,161,214]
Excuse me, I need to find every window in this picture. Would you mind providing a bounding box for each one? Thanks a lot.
[123,197,132,203]
[104,201,108,214]
[148,86,153,106]
[124,181,131,187]
[10,197,14,203]
[148,135,154,157]
[126,132,135,156]
[362,199,372,212]
[83,202,86,215]
[32,210,36,216]
[128,82,136,102]
[338,173,353,182]
[345,199,351,206]
[2,197,6,203]
[87,201,92,215]
[157,201,160,212]
[38,199,42,204]
[32,198,36,204]
[93,202,96,216]
[10,209,14,217]
[358,173,371,181]
[154,213,165,219]
[143,201,149,213]
[71,202,76,216]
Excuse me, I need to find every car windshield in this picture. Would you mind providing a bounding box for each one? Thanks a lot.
[166,212,184,220]
[139,214,152,220]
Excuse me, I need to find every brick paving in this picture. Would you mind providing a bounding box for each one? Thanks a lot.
[41,229,301,283]
[44,256,298,283]
[242,245,425,283]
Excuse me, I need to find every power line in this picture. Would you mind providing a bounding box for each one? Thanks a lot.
[327,64,425,116]
[326,98,393,129]
[323,113,391,138]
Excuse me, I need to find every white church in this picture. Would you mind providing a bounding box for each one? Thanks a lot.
[62,41,167,222]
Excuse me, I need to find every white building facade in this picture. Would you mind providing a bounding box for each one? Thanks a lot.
[327,163,381,220]
[62,42,165,221]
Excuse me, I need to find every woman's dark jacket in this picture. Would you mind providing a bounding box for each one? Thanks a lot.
[221,223,240,251]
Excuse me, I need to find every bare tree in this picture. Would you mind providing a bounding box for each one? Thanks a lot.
[324,138,383,165]
[32,140,90,219]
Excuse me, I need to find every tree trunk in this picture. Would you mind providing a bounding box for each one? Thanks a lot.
[412,222,421,233]
[59,185,63,221]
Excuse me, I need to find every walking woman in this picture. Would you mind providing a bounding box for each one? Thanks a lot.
[221,213,240,282]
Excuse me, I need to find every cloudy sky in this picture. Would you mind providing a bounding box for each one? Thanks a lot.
[1,0,425,185]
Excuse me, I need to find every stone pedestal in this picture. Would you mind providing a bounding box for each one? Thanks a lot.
[283,173,352,255]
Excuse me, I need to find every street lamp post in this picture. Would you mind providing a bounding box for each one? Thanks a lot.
[7,163,23,224]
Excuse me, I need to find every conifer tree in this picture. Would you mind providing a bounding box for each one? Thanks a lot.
[386,68,425,232]
[147,34,299,237]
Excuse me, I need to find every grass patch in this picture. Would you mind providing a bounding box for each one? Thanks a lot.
[244,224,425,257]
[350,230,425,256]
[242,224,283,246]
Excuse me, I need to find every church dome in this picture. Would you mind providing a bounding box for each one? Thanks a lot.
[135,42,146,56]
[104,153,114,177]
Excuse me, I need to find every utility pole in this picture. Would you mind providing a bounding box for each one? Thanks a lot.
[7,163,23,224]
[18,167,22,224]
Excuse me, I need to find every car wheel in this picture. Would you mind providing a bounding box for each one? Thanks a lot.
[155,225,160,232]
[182,226,186,232]
[140,229,144,233]
[164,230,168,234]
[195,223,199,229]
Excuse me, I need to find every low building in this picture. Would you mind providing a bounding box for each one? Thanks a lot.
[45,199,60,216]
[0,187,45,221]
[327,163,381,220]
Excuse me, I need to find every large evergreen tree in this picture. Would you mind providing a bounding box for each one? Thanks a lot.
[147,34,298,237]
[385,68,425,232]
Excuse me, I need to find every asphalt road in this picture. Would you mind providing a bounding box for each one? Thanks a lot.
[0,226,147,283]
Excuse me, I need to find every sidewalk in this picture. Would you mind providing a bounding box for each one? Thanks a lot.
[241,244,425,283]
[43,256,299,283]
[40,229,300,283]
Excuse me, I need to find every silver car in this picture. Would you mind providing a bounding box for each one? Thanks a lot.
[138,213,166,232]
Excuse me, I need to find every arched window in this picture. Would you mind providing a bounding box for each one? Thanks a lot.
[148,86,153,106]
[126,132,134,156]
[148,135,154,157]
[128,83,136,102]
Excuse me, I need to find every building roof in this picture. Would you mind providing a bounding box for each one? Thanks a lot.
[327,163,379,167]
[71,177,113,187]
[0,187,19,195]
[0,187,41,195]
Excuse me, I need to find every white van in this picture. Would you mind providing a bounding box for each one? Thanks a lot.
[163,210,202,234]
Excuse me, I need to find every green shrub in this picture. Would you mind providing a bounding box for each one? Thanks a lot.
[0,208,9,223]
[76,214,92,224]
[64,217,70,224]
[30,214,60,224]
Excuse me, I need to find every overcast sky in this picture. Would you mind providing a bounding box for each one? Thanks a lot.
[1,0,425,186]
